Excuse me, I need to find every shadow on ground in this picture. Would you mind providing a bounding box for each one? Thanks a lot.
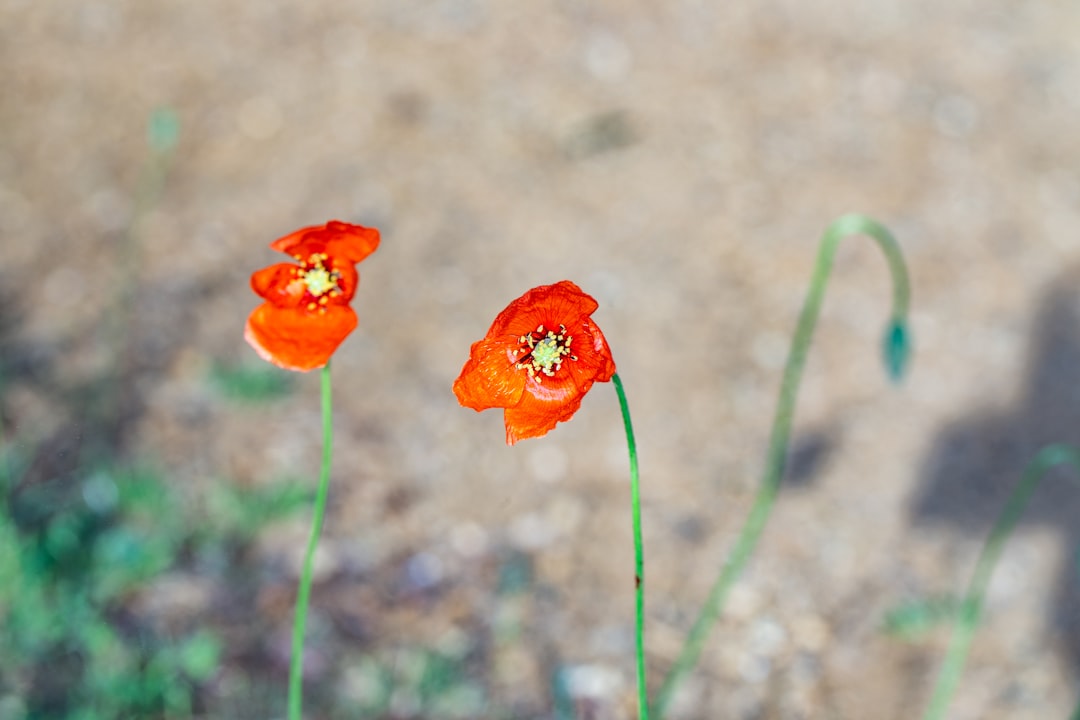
[911,269,1080,672]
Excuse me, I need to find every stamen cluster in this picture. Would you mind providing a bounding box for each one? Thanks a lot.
[514,324,577,381]
[293,252,343,313]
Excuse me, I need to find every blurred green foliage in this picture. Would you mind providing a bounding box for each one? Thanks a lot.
[0,458,313,719]
[0,465,210,718]
[881,595,961,640]
[341,646,487,718]
[146,108,180,154]
[210,361,295,403]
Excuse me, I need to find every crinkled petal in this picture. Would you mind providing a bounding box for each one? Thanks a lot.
[535,281,599,325]
[324,221,381,263]
[328,259,360,303]
[250,263,306,306]
[244,303,358,372]
[269,226,313,255]
[453,338,527,411]
[503,378,586,445]
[270,221,380,265]
[488,281,598,339]
[564,316,616,387]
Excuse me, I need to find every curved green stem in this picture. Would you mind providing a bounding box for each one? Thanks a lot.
[288,361,335,719]
[652,214,911,717]
[613,373,649,720]
[923,444,1080,720]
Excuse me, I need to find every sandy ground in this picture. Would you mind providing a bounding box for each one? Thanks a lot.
[4,1,1080,718]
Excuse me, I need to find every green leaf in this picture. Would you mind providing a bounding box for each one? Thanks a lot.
[43,514,82,561]
[496,550,533,596]
[147,107,180,153]
[205,480,310,538]
[92,526,178,601]
[882,596,959,639]
[179,630,222,681]
[210,361,294,403]
[418,650,464,701]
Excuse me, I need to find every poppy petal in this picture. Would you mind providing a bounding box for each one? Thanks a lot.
[244,303,358,372]
[565,318,617,387]
[270,221,380,265]
[324,221,381,264]
[268,225,322,257]
[453,338,527,411]
[488,281,597,339]
[327,259,360,303]
[250,263,306,306]
[543,281,599,322]
[503,379,586,445]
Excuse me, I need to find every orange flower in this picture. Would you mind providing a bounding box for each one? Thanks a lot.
[245,221,380,371]
[453,281,616,445]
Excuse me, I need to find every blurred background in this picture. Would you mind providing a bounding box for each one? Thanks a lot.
[3,1,1080,718]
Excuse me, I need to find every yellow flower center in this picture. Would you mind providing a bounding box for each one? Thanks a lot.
[514,324,577,382]
[292,252,343,313]
[303,266,335,296]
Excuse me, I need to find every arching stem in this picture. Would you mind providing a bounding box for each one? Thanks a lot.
[652,214,912,717]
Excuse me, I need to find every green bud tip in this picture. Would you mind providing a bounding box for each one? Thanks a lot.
[883,317,911,382]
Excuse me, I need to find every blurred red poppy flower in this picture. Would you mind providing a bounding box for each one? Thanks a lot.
[245,221,380,371]
[453,281,616,445]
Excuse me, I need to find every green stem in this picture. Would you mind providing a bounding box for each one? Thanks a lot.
[613,373,649,720]
[923,444,1080,720]
[652,214,911,717]
[288,361,335,719]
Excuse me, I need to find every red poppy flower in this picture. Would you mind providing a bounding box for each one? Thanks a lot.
[245,221,380,371]
[453,281,616,445]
